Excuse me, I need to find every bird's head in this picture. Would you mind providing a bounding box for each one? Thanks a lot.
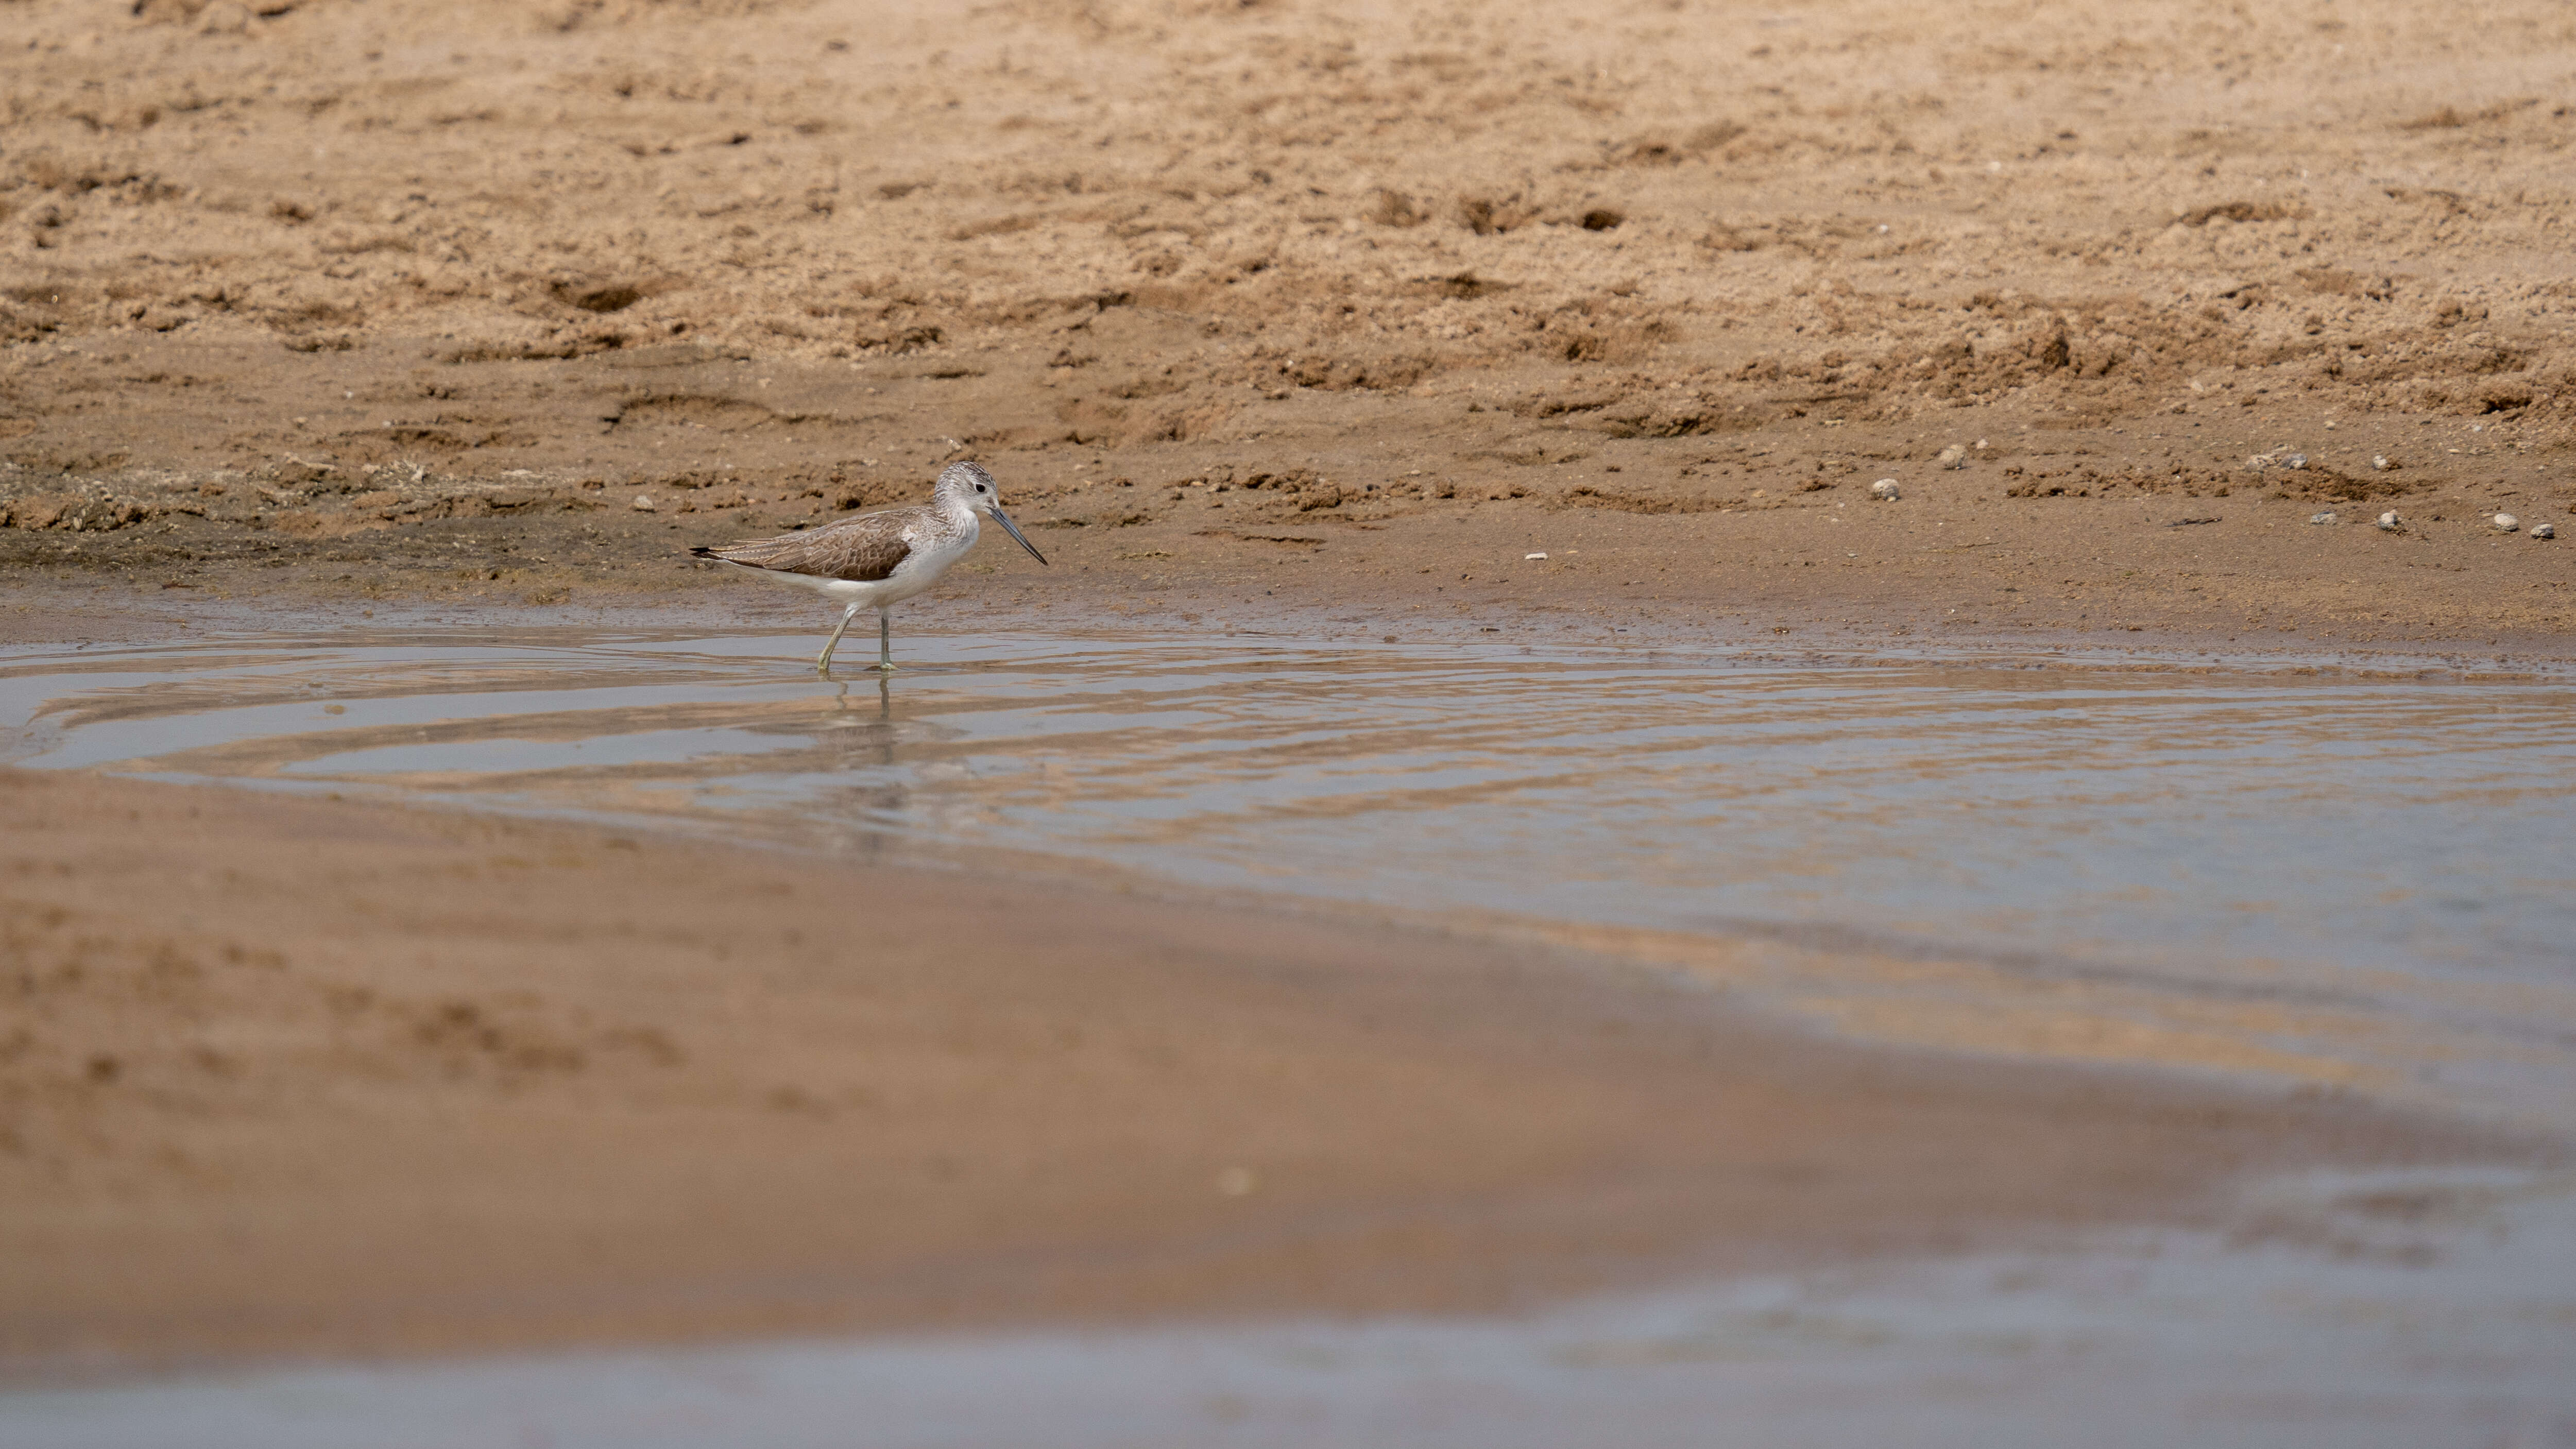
[935,461,1046,565]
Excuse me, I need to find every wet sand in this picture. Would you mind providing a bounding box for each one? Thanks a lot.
[0,763,2513,1376]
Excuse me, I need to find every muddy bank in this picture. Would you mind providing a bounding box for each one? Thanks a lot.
[0,766,2512,1375]
[1,0,2571,650]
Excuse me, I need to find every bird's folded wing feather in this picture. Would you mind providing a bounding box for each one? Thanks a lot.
[707,519,913,581]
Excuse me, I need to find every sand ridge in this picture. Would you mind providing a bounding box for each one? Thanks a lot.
[0,766,2512,1374]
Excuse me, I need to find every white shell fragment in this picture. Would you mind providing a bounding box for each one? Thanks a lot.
[1524,552,1548,560]
[1935,445,1968,470]
[630,493,656,512]
[2377,511,2405,532]
[2372,455,2394,471]
[1869,479,1902,501]
[2532,523,2556,539]
[2493,514,2520,533]
[2308,511,2338,525]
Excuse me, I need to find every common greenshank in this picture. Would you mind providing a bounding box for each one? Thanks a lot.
[690,461,1047,673]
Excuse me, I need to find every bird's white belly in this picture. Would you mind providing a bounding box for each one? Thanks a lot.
[886,518,978,593]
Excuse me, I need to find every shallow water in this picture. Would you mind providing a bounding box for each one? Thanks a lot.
[5,625,2575,1121]
[7,624,2576,1440]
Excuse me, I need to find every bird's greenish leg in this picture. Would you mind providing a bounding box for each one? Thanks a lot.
[868,609,895,672]
[817,603,861,675]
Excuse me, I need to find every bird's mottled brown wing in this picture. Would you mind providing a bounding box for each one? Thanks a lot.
[695,513,912,581]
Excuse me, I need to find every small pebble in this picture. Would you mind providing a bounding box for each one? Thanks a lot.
[631,493,656,512]
[2308,511,2338,525]
[1935,444,1968,470]
[1524,551,1548,560]
[2377,510,2404,532]
[2372,455,2393,471]
[2492,513,2519,533]
[2531,523,2556,539]
[1869,479,1902,501]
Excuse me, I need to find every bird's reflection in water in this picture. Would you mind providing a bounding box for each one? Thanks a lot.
[810,674,906,861]
[827,674,894,731]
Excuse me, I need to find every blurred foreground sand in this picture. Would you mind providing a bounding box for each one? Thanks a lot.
[0,768,2499,1371]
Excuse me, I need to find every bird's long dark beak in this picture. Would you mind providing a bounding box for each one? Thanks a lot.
[990,505,1048,566]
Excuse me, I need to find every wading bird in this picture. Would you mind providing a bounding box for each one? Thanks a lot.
[690,460,1047,673]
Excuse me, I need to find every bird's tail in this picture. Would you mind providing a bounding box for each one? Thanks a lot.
[688,545,722,560]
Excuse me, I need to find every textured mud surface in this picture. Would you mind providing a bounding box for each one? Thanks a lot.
[2,0,2572,644]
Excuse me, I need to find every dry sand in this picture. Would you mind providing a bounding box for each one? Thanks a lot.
[0,0,2569,1378]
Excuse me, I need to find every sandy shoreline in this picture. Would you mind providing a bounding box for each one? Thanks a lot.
[4,332,2570,659]
[1,0,2569,655]
[2,0,2569,1390]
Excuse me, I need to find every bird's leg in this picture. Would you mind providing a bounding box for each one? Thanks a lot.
[817,603,861,675]
[869,608,895,672]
